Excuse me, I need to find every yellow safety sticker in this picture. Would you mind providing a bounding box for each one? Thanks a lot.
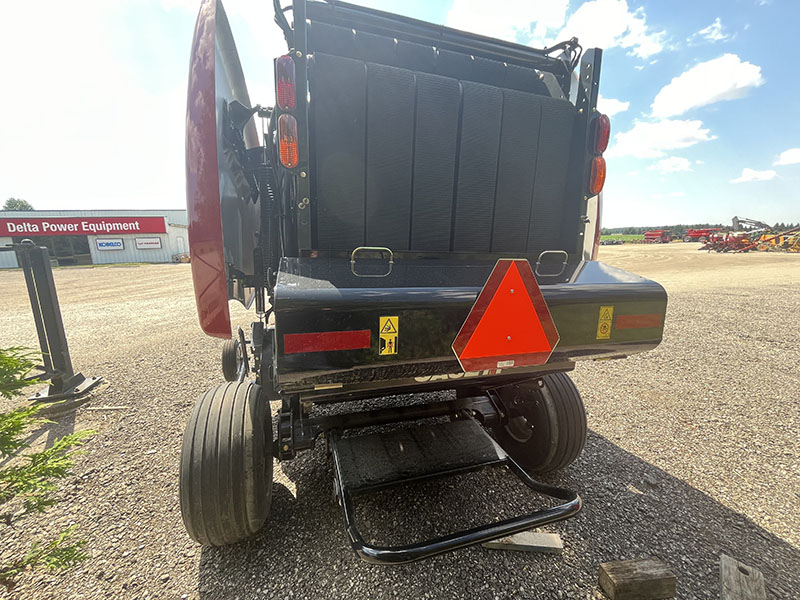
[596,305,614,340]
[379,316,399,355]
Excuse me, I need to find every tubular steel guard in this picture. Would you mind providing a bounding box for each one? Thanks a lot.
[329,431,581,565]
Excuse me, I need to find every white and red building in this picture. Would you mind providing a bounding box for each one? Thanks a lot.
[0,210,188,268]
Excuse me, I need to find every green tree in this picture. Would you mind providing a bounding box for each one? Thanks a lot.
[0,347,94,590]
[3,198,33,211]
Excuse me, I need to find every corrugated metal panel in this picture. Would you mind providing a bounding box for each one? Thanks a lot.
[89,225,187,265]
[0,236,18,268]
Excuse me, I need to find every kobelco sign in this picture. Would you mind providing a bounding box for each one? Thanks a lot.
[95,238,124,251]
[0,217,167,236]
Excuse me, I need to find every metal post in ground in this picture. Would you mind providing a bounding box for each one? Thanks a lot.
[9,240,102,412]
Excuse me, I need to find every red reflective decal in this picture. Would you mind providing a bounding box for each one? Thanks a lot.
[186,0,230,339]
[615,314,663,330]
[452,259,559,371]
[284,330,371,354]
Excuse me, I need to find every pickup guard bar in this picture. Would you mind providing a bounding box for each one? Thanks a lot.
[302,0,577,85]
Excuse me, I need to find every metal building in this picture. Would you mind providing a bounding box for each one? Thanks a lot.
[0,209,188,268]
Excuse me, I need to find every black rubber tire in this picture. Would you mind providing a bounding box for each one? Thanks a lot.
[221,339,240,382]
[493,373,587,474]
[179,382,273,546]
[682,235,691,243]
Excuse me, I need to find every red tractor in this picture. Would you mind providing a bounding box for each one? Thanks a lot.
[643,230,672,243]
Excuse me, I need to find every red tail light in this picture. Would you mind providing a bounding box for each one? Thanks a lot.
[276,55,296,111]
[278,113,299,168]
[589,156,606,195]
[590,114,610,154]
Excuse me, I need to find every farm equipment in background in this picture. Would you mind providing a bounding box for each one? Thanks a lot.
[736,226,800,253]
[682,228,721,243]
[700,216,800,253]
[700,231,752,252]
[643,230,672,244]
[731,216,771,233]
[785,232,800,252]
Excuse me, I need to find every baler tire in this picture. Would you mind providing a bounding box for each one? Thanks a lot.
[221,339,240,382]
[180,382,273,546]
[682,235,691,242]
[494,373,587,474]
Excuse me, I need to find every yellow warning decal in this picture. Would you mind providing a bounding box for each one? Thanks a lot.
[379,316,399,355]
[596,305,614,340]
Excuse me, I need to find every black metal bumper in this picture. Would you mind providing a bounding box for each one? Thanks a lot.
[273,257,667,396]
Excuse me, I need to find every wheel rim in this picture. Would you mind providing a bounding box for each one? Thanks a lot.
[236,341,245,370]
[505,415,534,443]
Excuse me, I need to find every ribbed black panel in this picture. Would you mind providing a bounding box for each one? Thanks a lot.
[308,23,551,97]
[308,22,356,58]
[492,90,541,252]
[311,53,367,249]
[396,40,436,72]
[365,64,415,250]
[472,56,505,87]
[307,30,577,254]
[436,49,472,80]
[504,64,549,95]
[453,83,502,252]
[528,96,575,251]
[356,31,396,66]
[410,74,461,251]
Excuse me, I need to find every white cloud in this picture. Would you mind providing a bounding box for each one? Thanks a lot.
[730,168,777,183]
[775,148,800,166]
[651,54,764,118]
[649,157,692,173]
[597,95,630,117]
[693,18,729,42]
[607,119,716,159]
[446,0,569,45]
[557,0,665,59]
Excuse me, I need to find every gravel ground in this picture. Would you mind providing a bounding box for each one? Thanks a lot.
[0,244,798,599]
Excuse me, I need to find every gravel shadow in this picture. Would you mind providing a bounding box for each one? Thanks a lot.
[196,430,799,599]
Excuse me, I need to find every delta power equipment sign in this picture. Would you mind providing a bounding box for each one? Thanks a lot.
[0,217,167,236]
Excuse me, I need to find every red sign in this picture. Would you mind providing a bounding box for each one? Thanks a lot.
[452,259,559,371]
[0,216,167,237]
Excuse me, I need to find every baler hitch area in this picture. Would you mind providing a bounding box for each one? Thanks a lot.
[327,418,581,565]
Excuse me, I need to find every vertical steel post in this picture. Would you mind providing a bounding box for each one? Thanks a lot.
[12,241,101,404]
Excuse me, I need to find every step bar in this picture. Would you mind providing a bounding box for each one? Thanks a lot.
[328,419,581,564]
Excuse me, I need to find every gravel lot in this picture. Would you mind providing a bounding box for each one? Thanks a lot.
[1,243,798,599]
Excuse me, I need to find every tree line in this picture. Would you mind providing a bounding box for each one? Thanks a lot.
[602,222,799,235]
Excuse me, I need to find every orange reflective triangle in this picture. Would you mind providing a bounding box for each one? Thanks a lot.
[460,262,552,360]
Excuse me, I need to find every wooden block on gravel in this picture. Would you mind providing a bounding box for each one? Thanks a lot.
[720,554,765,600]
[598,557,676,600]
[482,531,563,554]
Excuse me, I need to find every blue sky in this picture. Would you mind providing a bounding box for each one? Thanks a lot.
[1,0,797,227]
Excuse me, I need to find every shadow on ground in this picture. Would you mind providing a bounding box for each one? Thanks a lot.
[196,430,799,599]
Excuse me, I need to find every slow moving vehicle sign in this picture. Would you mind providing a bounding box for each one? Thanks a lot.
[452,259,559,371]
